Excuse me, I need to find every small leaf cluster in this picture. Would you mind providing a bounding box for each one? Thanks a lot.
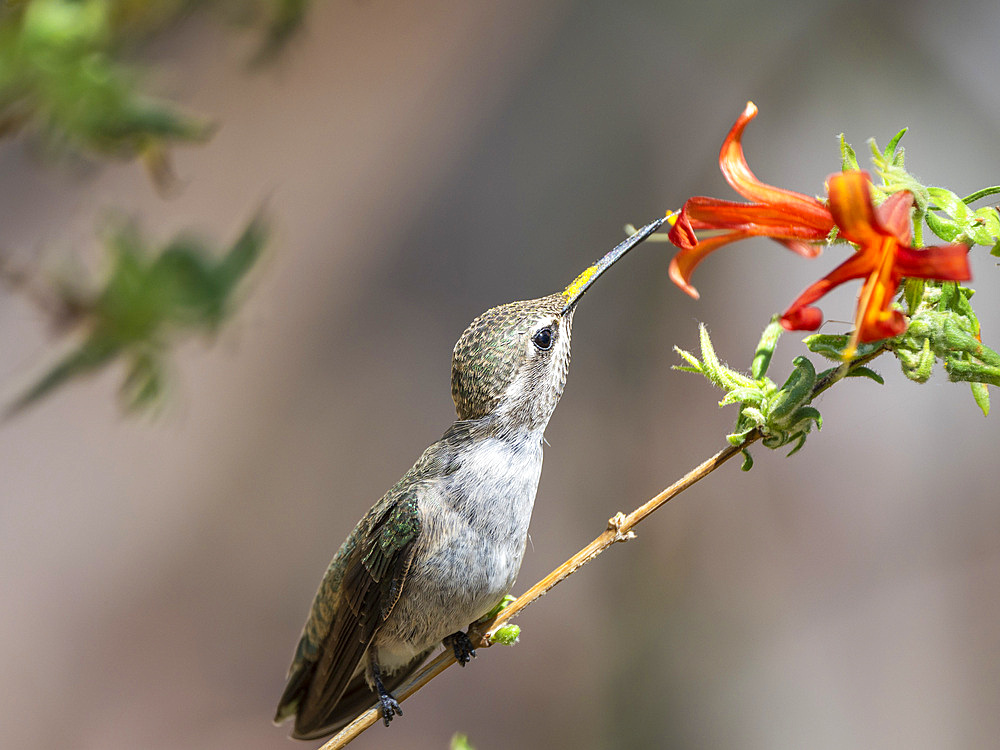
[804,281,998,416]
[6,215,267,415]
[675,320,827,469]
[840,129,1000,252]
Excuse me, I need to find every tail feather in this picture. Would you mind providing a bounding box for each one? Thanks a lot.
[288,648,433,741]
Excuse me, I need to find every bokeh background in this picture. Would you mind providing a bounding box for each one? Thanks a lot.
[2,1,999,748]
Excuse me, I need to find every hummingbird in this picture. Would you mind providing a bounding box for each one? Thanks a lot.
[274,217,667,740]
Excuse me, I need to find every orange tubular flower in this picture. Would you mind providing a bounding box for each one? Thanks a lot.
[668,101,835,298]
[669,102,974,359]
[780,171,972,354]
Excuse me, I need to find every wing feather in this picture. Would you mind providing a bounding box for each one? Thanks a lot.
[287,490,421,737]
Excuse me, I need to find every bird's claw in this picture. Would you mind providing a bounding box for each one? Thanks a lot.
[378,693,403,726]
[445,631,477,666]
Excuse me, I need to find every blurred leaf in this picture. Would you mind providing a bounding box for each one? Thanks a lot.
[5,214,268,416]
[250,0,309,64]
[0,0,313,180]
[0,0,212,178]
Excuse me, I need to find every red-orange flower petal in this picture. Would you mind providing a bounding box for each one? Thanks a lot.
[781,171,972,348]
[679,198,832,241]
[779,250,875,332]
[719,102,835,232]
[668,230,754,299]
[667,102,834,298]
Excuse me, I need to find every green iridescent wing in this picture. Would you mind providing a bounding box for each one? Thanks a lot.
[276,432,467,737]
[286,488,421,736]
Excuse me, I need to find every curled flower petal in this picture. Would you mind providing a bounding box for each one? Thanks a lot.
[668,230,754,299]
[719,102,835,232]
[780,250,876,332]
[666,103,833,297]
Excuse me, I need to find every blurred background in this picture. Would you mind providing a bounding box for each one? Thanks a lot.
[2,1,999,748]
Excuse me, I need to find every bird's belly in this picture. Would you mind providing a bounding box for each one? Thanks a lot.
[374,521,527,671]
[374,434,541,674]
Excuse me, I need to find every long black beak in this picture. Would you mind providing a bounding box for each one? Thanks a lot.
[560,215,671,314]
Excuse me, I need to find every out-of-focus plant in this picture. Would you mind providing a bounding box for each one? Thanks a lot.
[5,216,267,415]
[0,0,208,182]
[0,0,310,182]
[0,0,309,415]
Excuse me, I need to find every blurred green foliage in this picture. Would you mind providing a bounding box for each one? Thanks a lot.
[0,0,309,179]
[6,216,268,415]
[0,0,307,415]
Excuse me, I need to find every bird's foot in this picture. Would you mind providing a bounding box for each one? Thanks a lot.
[370,661,403,727]
[377,691,403,727]
[444,631,477,666]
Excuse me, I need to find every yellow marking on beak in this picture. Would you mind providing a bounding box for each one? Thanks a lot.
[561,264,600,303]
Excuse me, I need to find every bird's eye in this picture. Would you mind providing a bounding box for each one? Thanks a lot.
[532,326,554,351]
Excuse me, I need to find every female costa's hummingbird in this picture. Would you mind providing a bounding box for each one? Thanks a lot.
[274,217,667,739]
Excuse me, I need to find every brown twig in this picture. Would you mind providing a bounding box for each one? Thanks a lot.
[318,432,759,750]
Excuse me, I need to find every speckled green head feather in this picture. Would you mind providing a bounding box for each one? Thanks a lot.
[451,294,567,423]
[450,216,669,424]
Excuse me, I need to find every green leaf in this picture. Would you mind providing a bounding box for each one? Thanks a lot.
[946,360,1000,387]
[768,356,816,422]
[491,624,521,646]
[961,186,1000,204]
[924,210,961,242]
[751,316,783,380]
[971,382,990,416]
[903,278,924,316]
[927,186,967,218]
[480,595,516,621]
[839,134,860,172]
[804,333,850,360]
[804,333,884,362]
[845,366,884,384]
[971,207,1000,247]
[883,128,907,163]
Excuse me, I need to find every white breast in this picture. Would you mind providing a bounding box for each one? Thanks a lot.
[375,434,543,669]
